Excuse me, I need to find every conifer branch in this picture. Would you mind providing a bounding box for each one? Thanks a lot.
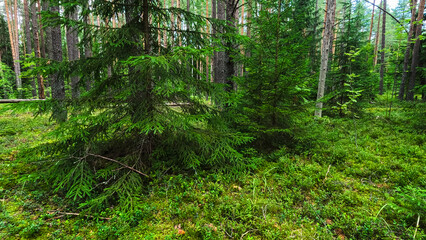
[87,154,150,178]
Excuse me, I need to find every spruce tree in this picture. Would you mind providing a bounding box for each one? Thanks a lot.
[34,0,251,211]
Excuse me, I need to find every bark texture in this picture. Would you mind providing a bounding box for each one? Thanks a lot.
[214,0,226,85]
[31,2,45,99]
[379,0,386,95]
[315,0,336,117]
[23,0,37,98]
[50,5,67,121]
[373,0,382,66]
[4,0,21,91]
[66,8,80,98]
[368,0,376,41]
[399,0,417,100]
[406,0,425,100]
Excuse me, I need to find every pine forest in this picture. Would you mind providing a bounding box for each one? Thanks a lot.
[0,0,425,239]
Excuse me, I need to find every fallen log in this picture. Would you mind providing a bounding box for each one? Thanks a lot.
[0,99,45,103]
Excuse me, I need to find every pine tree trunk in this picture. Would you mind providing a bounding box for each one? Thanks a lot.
[38,1,46,59]
[84,10,93,91]
[12,0,21,91]
[368,0,376,41]
[4,0,21,92]
[406,0,425,100]
[171,0,175,46]
[206,0,210,87]
[399,0,417,100]
[43,1,52,98]
[31,2,46,99]
[215,0,226,85]
[66,9,80,98]
[373,0,382,67]
[50,5,67,122]
[24,0,37,98]
[211,0,217,82]
[315,0,336,117]
[379,0,386,95]
[225,0,238,91]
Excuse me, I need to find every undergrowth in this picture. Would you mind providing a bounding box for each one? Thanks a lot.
[1,101,425,239]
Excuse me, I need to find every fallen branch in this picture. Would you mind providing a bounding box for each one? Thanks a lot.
[87,153,150,178]
[47,211,112,220]
[0,99,45,103]
[323,164,332,183]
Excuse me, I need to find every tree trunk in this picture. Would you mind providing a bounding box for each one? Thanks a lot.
[373,0,382,67]
[38,1,46,59]
[368,0,376,41]
[66,9,80,98]
[177,0,182,46]
[50,5,67,122]
[43,1,52,98]
[315,0,336,117]
[84,9,93,91]
[379,0,386,95]
[406,0,425,100]
[23,0,37,98]
[212,0,217,82]
[31,2,46,99]
[171,0,175,46]
[399,0,417,100]
[206,0,210,88]
[12,0,21,91]
[4,0,21,92]
[215,0,226,85]
[225,0,238,92]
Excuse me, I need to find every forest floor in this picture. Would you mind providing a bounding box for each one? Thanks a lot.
[0,97,425,239]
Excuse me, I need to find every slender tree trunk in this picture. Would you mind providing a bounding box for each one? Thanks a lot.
[12,0,20,90]
[4,0,21,92]
[177,0,182,46]
[379,0,386,95]
[84,6,93,91]
[66,9,80,98]
[171,0,175,46]
[373,0,382,67]
[315,0,336,117]
[38,1,46,59]
[31,2,46,99]
[399,0,417,100]
[406,0,425,100]
[206,0,210,87]
[43,1,52,98]
[225,0,238,91]
[368,0,376,41]
[24,0,37,98]
[212,0,217,82]
[163,0,168,48]
[50,5,67,121]
[215,0,226,85]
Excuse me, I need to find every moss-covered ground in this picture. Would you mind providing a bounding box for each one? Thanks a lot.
[0,99,425,239]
